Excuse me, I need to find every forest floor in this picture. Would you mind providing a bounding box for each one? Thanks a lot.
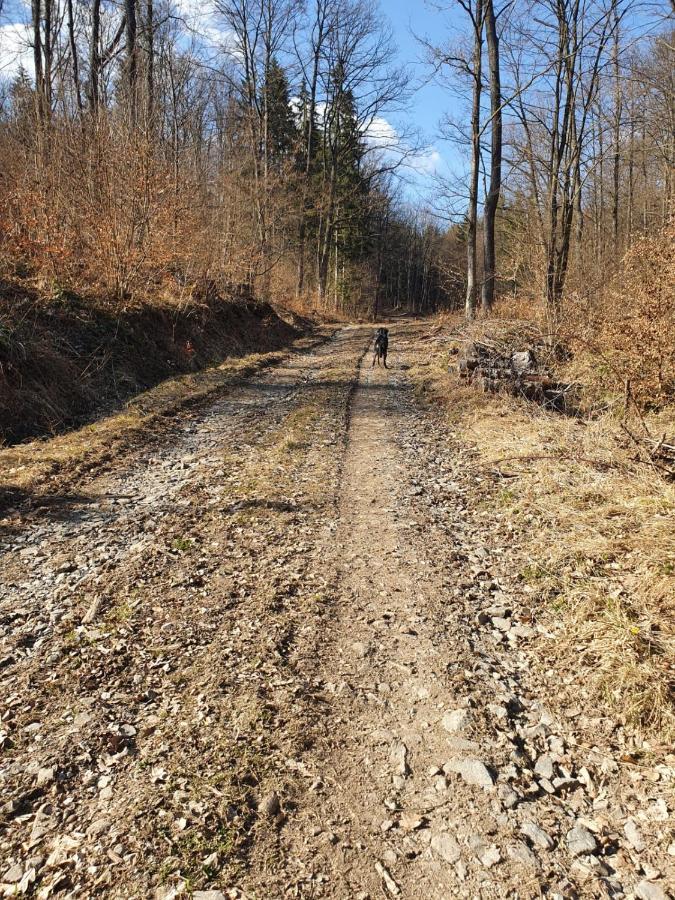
[0,320,673,900]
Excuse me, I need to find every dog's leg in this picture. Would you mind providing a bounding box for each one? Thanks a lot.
[383,351,388,369]
[372,351,376,368]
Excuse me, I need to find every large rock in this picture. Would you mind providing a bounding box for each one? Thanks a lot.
[444,758,494,789]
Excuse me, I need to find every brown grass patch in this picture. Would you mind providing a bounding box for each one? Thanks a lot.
[409,313,675,744]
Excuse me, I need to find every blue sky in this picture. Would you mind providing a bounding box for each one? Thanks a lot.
[381,0,466,193]
[0,0,468,202]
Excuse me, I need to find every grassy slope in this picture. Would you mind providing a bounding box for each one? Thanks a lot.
[408,315,674,745]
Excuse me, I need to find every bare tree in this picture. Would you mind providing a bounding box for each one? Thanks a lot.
[480,0,502,314]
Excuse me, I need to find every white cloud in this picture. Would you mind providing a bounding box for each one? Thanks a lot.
[363,115,444,178]
[411,148,443,176]
[364,115,398,148]
[0,22,33,81]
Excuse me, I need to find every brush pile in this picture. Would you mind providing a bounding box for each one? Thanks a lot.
[457,337,574,411]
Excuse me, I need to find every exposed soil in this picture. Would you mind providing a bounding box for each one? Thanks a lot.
[0,322,672,900]
[0,278,303,443]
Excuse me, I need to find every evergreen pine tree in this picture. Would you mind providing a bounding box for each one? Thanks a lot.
[263,58,298,165]
[331,86,370,263]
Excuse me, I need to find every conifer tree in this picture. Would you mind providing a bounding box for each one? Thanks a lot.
[263,57,298,165]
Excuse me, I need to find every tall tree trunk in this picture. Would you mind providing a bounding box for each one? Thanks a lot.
[125,0,138,121]
[67,0,83,113]
[465,0,484,320]
[297,1,331,299]
[627,81,635,242]
[611,16,621,250]
[43,0,53,113]
[32,0,45,123]
[481,0,501,314]
[146,0,154,124]
[89,0,101,113]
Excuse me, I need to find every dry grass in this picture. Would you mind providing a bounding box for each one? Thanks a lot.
[0,331,331,510]
[409,313,675,744]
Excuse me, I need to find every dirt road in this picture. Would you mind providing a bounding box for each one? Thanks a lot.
[1,323,672,899]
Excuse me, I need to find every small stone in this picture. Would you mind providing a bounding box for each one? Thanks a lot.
[433,775,448,792]
[624,819,645,852]
[521,822,554,850]
[400,814,424,831]
[479,845,501,868]
[380,819,394,833]
[87,819,109,838]
[635,881,668,900]
[374,861,400,896]
[260,791,280,818]
[508,842,539,868]
[492,617,511,632]
[566,824,597,857]
[431,832,461,863]
[36,767,55,788]
[534,754,554,780]
[389,742,409,777]
[3,864,23,883]
[352,642,369,658]
[497,783,518,809]
[650,799,668,821]
[444,758,494,789]
[511,624,535,639]
[202,852,220,871]
[25,857,44,873]
[577,766,596,797]
[29,804,54,845]
[642,863,661,881]
[192,893,227,900]
[539,777,556,794]
[442,709,470,733]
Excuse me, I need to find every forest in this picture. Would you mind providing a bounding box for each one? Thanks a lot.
[0,0,672,329]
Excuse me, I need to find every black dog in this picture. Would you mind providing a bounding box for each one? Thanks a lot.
[372,327,389,368]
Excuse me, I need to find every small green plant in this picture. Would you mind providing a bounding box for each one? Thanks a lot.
[172,536,193,552]
[520,563,549,583]
[106,600,132,623]
[498,488,517,506]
